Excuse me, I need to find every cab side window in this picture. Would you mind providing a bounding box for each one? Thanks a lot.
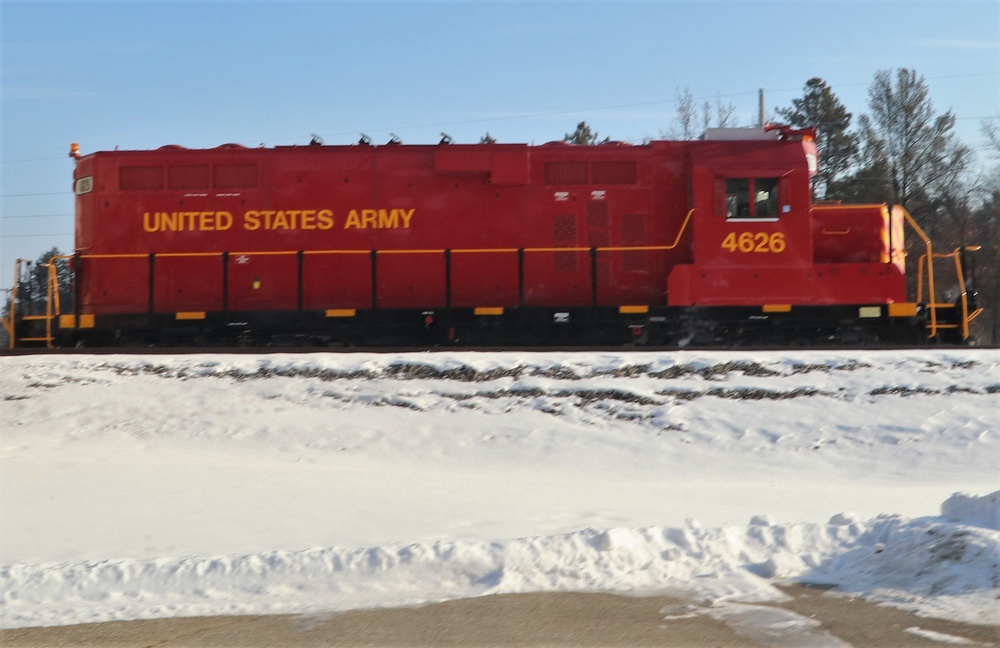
[724,177,779,220]
[725,178,750,218]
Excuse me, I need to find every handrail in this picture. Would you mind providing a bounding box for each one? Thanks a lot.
[5,259,62,348]
[895,205,979,341]
[894,205,938,337]
[2,259,21,349]
[917,247,982,341]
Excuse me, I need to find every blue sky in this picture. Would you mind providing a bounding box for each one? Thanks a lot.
[2,0,998,287]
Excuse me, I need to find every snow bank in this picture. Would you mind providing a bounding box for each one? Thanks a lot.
[942,491,999,531]
[3,493,997,629]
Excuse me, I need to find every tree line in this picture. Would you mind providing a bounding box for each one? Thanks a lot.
[569,68,998,344]
[775,70,997,345]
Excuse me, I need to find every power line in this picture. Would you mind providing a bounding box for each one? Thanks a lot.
[1,192,72,198]
[1,157,71,164]
[308,72,1000,142]
[0,233,74,239]
[0,214,73,220]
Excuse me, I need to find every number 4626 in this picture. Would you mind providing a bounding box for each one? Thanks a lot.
[721,231,786,253]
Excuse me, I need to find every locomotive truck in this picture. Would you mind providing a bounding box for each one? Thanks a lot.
[3,126,981,348]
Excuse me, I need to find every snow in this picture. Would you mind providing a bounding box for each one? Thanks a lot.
[1,349,998,631]
[905,626,980,644]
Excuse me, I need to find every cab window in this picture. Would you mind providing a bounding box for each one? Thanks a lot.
[724,177,779,219]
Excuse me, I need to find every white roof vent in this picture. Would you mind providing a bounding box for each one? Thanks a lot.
[702,128,780,141]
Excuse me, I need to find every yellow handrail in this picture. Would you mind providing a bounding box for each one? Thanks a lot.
[895,205,978,341]
[894,206,938,337]
[917,247,982,341]
[5,259,62,348]
[3,259,21,349]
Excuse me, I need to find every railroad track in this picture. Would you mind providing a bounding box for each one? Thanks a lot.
[0,343,976,357]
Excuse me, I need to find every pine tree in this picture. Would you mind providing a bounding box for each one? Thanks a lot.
[18,247,72,317]
[969,189,999,345]
[967,119,1000,345]
[777,78,856,200]
[563,121,609,145]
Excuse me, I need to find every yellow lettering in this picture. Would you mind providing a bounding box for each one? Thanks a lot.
[721,231,787,254]
[378,209,398,229]
[162,211,178,232]
[244,210,260,231]
[141,207,409,233]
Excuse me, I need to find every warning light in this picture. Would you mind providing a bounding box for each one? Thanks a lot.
[69,143,80,159]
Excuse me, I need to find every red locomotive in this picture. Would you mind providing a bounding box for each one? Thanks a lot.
[4,127,981,348]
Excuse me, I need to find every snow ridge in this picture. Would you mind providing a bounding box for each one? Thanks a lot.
[3,498,997,629]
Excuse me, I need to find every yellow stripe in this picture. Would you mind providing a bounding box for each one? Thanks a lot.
[618,305,649,314]
[176,311,206,320]
[474,307,504,316]
[229,251,296,257]
[78,253,147,259]
[303,249,371,256]
[59,315,76,328]
[762,304,792,313]
[326,309,356,318]
[376,249,446,255]
[79,314,95,328]
[812,204,884,211]
[888,302,917,317]
[453,248,520,254]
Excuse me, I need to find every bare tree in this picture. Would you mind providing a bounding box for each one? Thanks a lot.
[674,87,697,140]
[670,89,737,140]
[714,94,738,128]
[982,115,1000,160]
[857,68,972,216]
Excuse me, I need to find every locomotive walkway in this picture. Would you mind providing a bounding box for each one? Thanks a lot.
[2,585,996,647]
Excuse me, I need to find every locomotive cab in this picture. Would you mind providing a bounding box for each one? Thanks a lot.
[668,127,824,306]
